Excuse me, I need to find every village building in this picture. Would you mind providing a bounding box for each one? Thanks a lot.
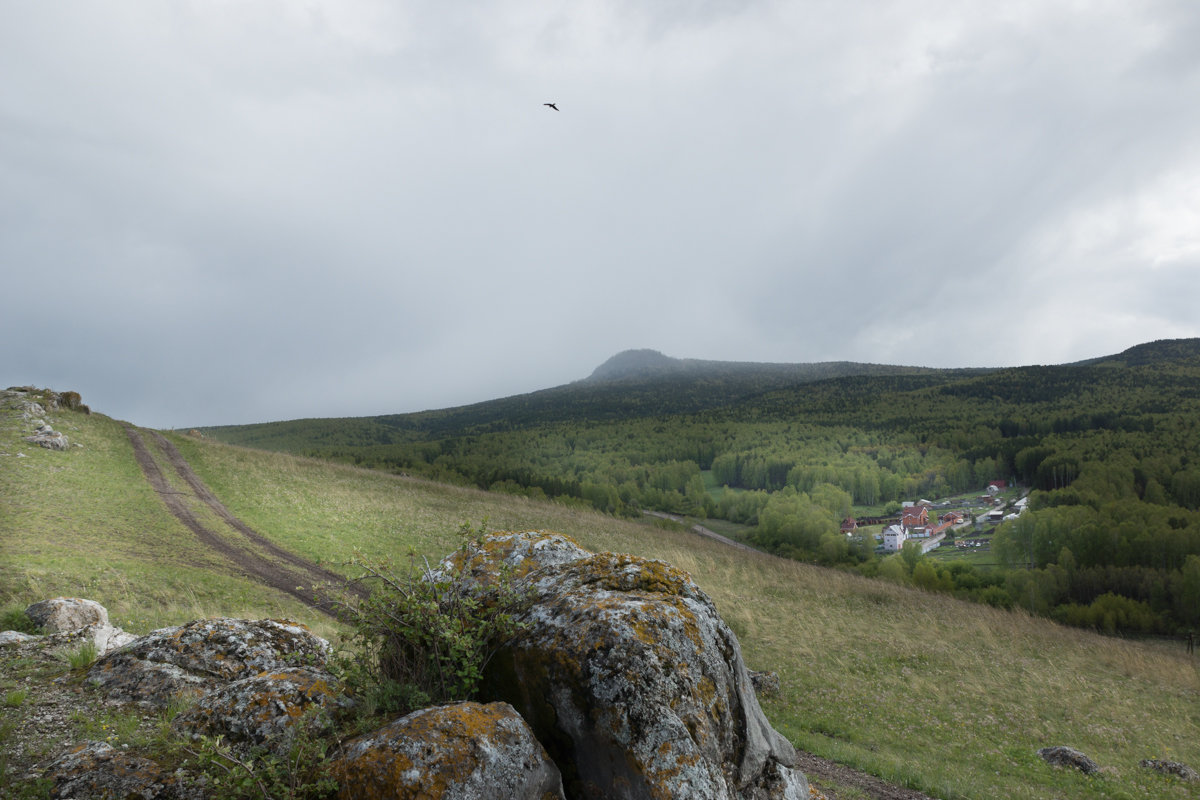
[901,505,929,529]
[883,524,908,552]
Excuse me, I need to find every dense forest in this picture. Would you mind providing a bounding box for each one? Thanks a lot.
[202,339,1200,636]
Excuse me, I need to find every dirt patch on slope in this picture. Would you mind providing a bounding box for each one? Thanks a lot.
[796,752,938,800]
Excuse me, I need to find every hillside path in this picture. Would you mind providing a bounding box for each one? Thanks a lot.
[641,511,758,552]
[124,427,361,619]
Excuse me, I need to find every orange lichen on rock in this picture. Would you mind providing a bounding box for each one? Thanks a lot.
[171,666,352,756]
[333,701,564,800]
[471,531,809,799]
[86,618,332,709]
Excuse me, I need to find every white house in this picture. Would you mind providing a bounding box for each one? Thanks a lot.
[883,524,908,553]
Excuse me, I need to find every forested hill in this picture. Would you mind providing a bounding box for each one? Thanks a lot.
[584,348,944,384]
[1073,337,1200,367]
[199,338,1200,634]
[200,351,965,449]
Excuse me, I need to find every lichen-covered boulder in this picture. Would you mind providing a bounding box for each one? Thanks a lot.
[26,597,108,632]
[440,530,592,584]
[333,701,565,800]
[87,618,330,707]
[173,666,353,756]
[44,740,202,800]
[462,531,807,800]
[1037,745,1100,774]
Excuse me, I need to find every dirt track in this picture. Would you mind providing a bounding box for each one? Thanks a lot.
[124,427,358,619]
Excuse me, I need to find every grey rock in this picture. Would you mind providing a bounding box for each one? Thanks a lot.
[1037,745,1100,774]
[24,430,69,450]
[749,670,782,698]
[22,598,135,655]
[87,617,330,708]
[172,666,353,756]
[1139,758,1199,781]
[26,597,109,632]
[456,531,808,800]
[334,701,565,800]
[0,630,39,645]
[44,740,203,800]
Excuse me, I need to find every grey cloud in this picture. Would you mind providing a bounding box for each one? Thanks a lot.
[3,1,1198,426]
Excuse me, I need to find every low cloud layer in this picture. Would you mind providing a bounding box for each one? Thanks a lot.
[4,1,1198,427]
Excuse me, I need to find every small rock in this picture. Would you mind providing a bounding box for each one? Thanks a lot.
[0,630,39,645]
[1037,745,1100,774]
[24,430,69,450]
[750,669,782,698]
[1139,759,1199,781]
[26,597,108,633]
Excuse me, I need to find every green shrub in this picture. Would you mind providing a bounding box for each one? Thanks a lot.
[336,522,533,717]
[58,391,83,410]
[0,608,41,635]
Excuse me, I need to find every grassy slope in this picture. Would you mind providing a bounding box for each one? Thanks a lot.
[0,400,336,638]
[3,397,1199,799]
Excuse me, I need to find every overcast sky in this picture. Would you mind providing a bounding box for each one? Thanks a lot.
[4,1,1199,428]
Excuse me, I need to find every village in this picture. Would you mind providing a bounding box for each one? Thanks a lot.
[840,481,1030,558]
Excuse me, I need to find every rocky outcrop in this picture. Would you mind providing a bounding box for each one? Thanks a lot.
[86,617,332,708]
[24,422,69,450]
[19,532,810,799]
[1037,745,1100,774]
[451,531,808,800]
[333,701,565,800]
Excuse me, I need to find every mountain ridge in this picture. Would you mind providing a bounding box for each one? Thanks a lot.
[197,337,1200,447]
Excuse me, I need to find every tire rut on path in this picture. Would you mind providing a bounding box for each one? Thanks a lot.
[124,427,355,619]
[147,431,355,591]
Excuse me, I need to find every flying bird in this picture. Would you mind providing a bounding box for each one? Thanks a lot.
[544,103,559,111]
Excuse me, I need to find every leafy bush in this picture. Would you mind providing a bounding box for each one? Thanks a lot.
[336,522,533,717]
